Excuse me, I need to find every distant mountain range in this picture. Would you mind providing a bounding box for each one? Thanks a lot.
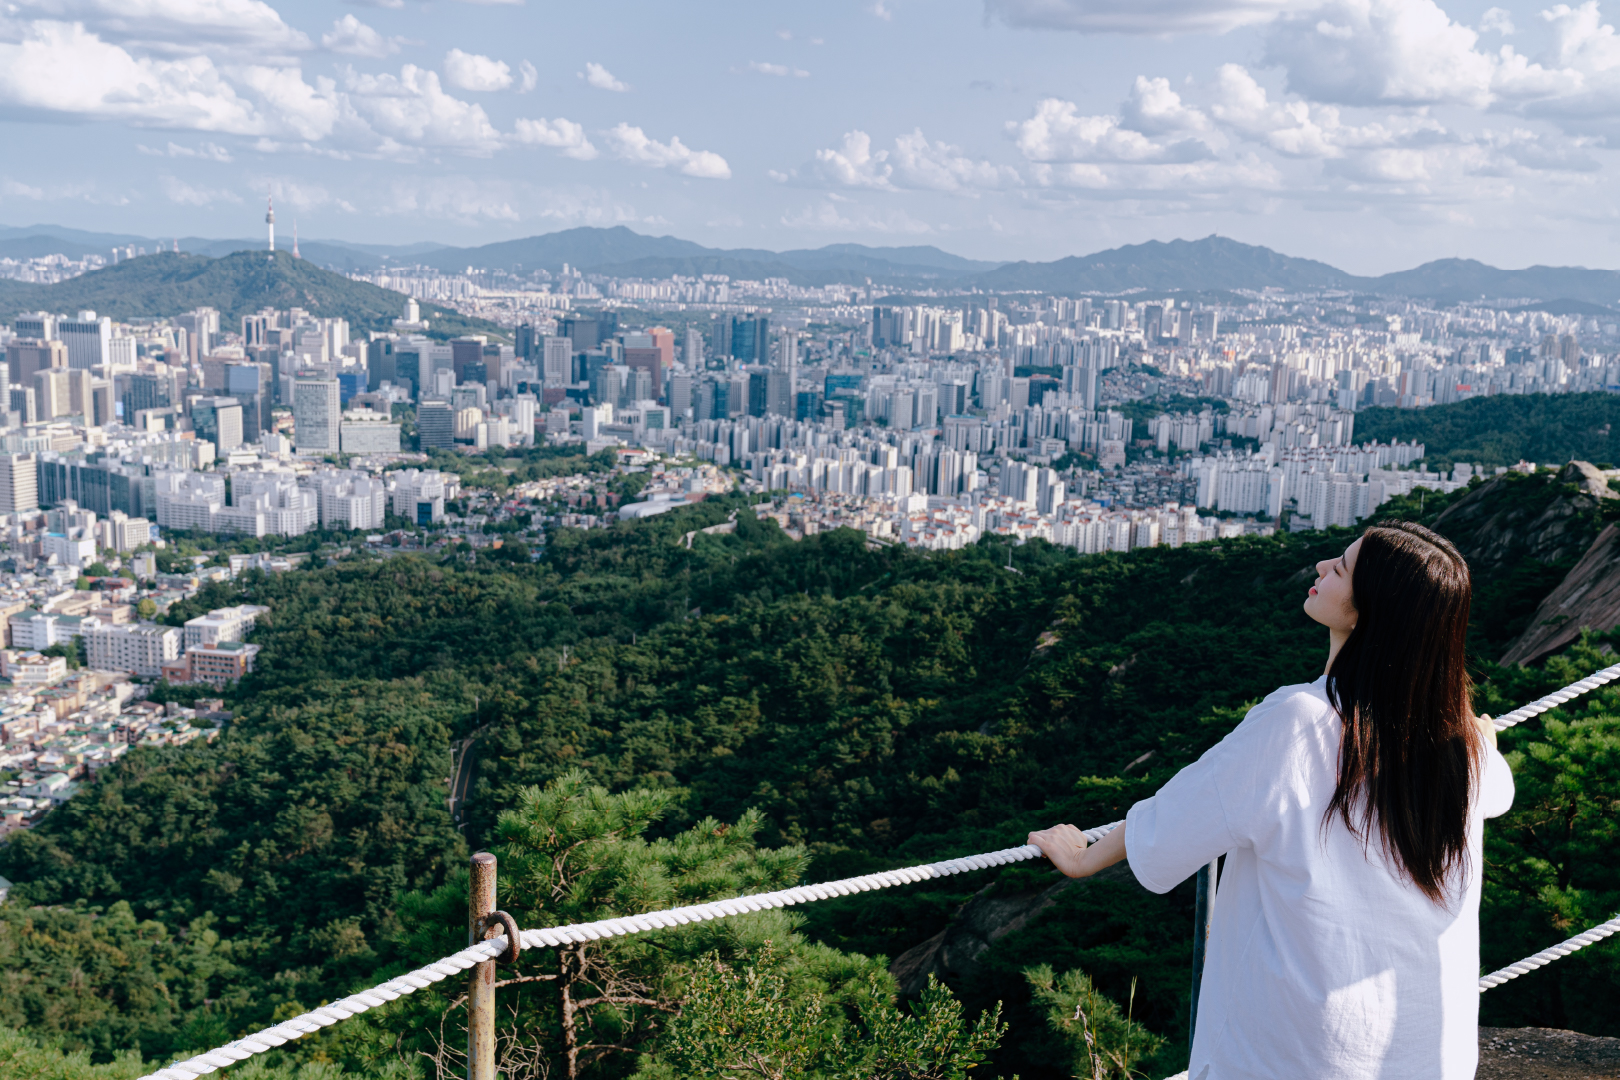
[4,223,1620,307]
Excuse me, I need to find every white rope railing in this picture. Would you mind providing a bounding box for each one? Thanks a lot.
[143,825,1121,1080]
[1478,912,1620,991]
[1491,659,1620,730]
[139,660,1620,1080]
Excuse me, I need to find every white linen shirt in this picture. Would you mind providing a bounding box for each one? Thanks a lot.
[1125,674,1514,1080]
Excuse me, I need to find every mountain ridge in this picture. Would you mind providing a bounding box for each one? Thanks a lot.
[6,224,1620,303]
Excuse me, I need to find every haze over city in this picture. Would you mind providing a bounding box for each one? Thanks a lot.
[7,0,1620,271]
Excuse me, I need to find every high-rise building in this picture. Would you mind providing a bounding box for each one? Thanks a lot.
[731,314,769,363]
[451,336,486,384]
[416,399,454,449]
[542,336,572,387]
[13,312,56,341]
[175,308,219,363]
[291,374,340,453]
[0,453,38,513]
[7,339,67,385]
[58,312,111,370]
[684,327,704,368]
[191,396,244,453]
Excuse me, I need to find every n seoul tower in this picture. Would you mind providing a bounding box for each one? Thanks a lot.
[266,195,276,261]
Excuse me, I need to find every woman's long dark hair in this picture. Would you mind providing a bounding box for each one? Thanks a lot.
[1325,520,1482,904]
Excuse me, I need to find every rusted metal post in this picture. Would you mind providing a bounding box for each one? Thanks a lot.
[469,852,497,1080]
[1189,859,1218,1050]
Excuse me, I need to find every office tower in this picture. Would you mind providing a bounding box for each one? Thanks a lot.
[8,338,67,384]
[669,372,696,416]
[622,335,664,402]
[711,314,733,360]
[366,339,396,391]
[542,336,571,387]
[416,399,454,449]
[33,369,71,420]
[191,396,244,453]
[515,323,536,361]
[648,327,675,369]
[731,314,769,363]
[175,308,219,362]
[243,312,271,346]
[451,337,486,383]
[1142,304,1164,343]
[13,312,55,341]
[560,315,599,353]
[684,327,703,368]
[291,374,341,453]
[10,387,35,425]
[0,453,38,513]
[90,379,114,427]
[58,311,111,370]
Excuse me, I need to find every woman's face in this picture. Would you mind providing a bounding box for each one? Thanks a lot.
[1305,537,1361,634]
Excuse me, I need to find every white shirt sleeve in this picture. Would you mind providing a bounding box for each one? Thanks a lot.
[1479,746,1514,819]
[1124,684,1317,895]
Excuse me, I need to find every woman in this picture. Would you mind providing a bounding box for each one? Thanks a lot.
[1029,521,1514,1079]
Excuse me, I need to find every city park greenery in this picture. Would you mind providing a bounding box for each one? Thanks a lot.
[0,464,1616,1078]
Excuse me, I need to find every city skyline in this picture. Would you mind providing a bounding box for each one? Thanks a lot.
[6,0,1620,274]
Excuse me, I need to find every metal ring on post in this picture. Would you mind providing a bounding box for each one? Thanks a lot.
[482,911,522,965]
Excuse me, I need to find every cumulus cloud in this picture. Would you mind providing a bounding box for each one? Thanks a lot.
[745,60,809,77]
[1261,0,1498,108]
[602,123,730,178]
[1480,6,1516,33]
[11,0,312,59]
[512,116,597,159]
[579,62,629,92]
[811,130,895,188]
[1010,98,1215,163]
[518,59,537,93]
[344,65,504,153]
[322,14,399,58]
[443,49,512,92]
[983,0,1310,35]
[809,129,1018,191]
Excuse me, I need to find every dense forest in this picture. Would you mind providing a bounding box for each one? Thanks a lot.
[1,470,1617,1078]
[1356,391,1620,470]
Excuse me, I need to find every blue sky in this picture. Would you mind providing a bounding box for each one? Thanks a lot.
[3,0,1620,273]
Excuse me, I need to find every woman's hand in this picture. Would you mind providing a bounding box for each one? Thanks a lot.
[1476,713,1498,749]
[1028,823,1099,878]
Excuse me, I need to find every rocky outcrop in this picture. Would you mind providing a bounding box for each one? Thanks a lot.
[1500,520,1620,666]
[1433,461,1614,576]
[888,861,1136,997]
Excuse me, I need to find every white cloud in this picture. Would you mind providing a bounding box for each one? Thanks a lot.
[579,62,629,92]
[11,0,311,59]
[512,116,597,159]
[443,49,512,92]
[983,0,1310,35]
[810,128,1017,191]
[322,14,399,58]
[138,139,235,161]
[162,175,241,205]
[1010,98,1215,163]
[602,123,730,178]
[1261,0,1498,107]
[343,64,503,153]
[745,60,810,77]
[812,130,895,188]
[345,0,404,8]
[1480,6,1516,34]
[0,21,276,134]
[1120,76,1211,135]
[518,59,537,93]
[0,180,47,199]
